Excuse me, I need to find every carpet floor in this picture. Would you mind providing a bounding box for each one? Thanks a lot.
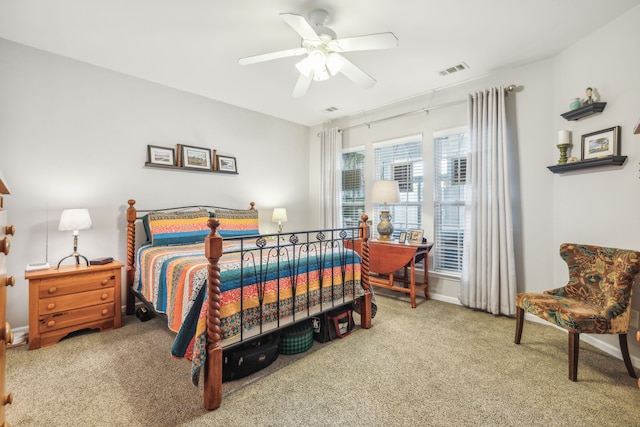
[6,289,640,426]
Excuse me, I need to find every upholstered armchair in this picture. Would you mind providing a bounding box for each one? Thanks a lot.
[515,243,640,381]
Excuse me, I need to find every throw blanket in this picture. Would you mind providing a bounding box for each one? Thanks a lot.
[134,238,367,385]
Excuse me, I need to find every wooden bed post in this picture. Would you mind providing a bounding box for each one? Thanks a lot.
[203,217,223,411]
[125,199,138,315]
[358,215,372,329]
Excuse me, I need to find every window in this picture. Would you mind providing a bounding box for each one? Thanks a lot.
[341,149,365,229]
[373,136,423,239]
[433,128,467,274]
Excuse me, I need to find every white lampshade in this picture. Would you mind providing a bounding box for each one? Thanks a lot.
[272,208,288,223]
[371,180,400,204]
[58,209,93,233]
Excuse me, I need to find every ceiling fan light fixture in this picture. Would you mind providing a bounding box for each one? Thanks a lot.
[295,49,341,82]
[326,52,344,76]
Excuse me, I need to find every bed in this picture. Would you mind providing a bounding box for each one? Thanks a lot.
[124,199,373,410]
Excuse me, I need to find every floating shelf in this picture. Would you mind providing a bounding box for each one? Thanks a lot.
[144,162,238,175]
[547,155,627,174]
[560,102,606,121]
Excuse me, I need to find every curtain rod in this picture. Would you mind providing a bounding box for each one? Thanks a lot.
[334,84,517,134]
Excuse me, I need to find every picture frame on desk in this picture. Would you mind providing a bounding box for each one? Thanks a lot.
[408,229,424,245]
[398,231,407,243]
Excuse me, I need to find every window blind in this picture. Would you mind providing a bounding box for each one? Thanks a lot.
[433,129,467,274]
[341,150,366,229]
[373,137,423,239]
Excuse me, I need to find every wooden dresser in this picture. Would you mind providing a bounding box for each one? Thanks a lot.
[0,173,14,426]
[25,262,123,350]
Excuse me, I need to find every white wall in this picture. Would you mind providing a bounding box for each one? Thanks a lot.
[309,5,640,360]
[0,39,310,329]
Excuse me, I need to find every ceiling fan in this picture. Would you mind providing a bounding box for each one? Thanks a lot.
[238,9,398,97]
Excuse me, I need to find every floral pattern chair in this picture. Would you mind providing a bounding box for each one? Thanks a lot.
[515,243,640,381]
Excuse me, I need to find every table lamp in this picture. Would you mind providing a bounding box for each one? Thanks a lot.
[57,208,92,268]
[272,208,287,233]
[371,180,400,241]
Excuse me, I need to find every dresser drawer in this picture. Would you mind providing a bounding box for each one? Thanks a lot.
[37,270,116,299]
[39,288,114,315]
[38,303,115,333]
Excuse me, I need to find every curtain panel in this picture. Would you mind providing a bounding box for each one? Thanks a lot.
[319,128,343,228]
[461,86,517,316]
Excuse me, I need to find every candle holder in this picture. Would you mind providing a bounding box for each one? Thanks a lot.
[556,143,571,165]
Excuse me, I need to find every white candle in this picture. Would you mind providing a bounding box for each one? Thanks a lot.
[558,130,571,145]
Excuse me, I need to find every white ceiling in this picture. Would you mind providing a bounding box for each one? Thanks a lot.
[1,0,639,127]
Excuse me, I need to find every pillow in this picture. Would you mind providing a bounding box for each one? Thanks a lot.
[214,208,260,237]
[146,209,211,246]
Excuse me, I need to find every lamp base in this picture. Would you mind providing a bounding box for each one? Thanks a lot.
[57,252,89,269]
[377,210,394,241]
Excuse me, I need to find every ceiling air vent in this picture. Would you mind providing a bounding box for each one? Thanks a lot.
[325,106,338,112]
[439,62,469,77]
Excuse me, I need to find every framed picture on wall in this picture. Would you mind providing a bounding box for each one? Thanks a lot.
[581,126,620,160]
[181,145,212,170]
[216,155,238,173]
[147,145,175,166]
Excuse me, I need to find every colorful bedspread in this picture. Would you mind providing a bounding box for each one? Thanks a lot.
[134,237,365,385]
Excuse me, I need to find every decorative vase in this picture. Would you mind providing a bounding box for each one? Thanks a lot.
[569,98,582,110]
[376,210,394,241]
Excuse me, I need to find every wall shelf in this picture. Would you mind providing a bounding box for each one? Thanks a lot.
[144,162,238,175]
[547,155,627,173]
[560,102,606,121]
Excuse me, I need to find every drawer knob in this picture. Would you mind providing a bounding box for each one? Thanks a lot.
[5,276,15,287]
[46,303,56,311]
[48,286,57,294]
[0,236,10,255]
[101,293,108,300]
[5,225,15,236]
[101,279,108,286]
[2,322,12,344]
[3,392,12,406]
[47,320,56,328]
[101,309,108,315]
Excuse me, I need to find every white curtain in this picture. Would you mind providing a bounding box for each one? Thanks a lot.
[319,127,342,228]
[460,86,517,316]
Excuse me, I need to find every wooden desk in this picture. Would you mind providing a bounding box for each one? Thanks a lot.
[348,240,433,308]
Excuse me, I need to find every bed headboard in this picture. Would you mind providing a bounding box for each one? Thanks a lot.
[124,199,256,314]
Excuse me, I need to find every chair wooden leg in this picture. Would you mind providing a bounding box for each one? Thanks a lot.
[569,332,579,382]
[619,334,638,379]
[514,307,524,344]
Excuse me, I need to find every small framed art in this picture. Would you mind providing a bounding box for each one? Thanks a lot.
[216,155,238,173]
[581,126,620,160]
[181,145,212,170]
[398,231,407,243]
[408,229,424,245]
[147,145,175,166]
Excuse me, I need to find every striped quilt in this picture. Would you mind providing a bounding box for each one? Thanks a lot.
[133,237,364,385]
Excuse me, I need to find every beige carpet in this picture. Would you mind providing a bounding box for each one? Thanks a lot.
[6,290,640,426]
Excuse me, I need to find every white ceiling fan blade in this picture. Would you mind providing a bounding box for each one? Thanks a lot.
[332,32,398,52]
[280,13,321,42]
[338,56,376,89]
[292,72,313,98]
[239,47,307,65]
